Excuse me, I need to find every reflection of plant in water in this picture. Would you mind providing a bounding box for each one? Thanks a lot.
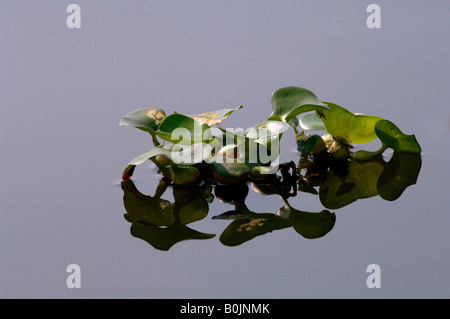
[120,86,422,250]
[121,164,336,250]
[298,150,422,209]
[122,179,215,251]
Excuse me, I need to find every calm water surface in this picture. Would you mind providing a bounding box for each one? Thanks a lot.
[1,1,449,298]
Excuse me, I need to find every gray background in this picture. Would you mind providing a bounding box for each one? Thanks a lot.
[1,1,449,298]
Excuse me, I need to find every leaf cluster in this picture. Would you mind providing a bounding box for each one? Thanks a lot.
[119,86,422,249]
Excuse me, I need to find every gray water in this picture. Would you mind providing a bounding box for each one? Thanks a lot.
[1,1,449,298]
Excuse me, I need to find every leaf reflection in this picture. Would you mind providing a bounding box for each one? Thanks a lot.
[121,152,421,250]
[122,179,215,251]
[298,151,422,209]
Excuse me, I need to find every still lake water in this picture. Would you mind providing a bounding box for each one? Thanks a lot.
[1,1,449,298]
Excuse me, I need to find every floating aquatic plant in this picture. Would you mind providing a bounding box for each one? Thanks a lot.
[119,86,422,249]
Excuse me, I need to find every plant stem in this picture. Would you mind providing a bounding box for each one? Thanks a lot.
[150,132,162,147]
[281,197,291,208]
[150,157,170,177]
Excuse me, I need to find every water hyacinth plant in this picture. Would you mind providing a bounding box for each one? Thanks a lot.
[120,86,421,184]
[119,86,422,249]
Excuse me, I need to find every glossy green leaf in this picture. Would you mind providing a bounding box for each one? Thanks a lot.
[267,112,299,127]
[213,127,280,167]
[266,113,281,122]
[219,213,291,246]
[156,113,212,144]
[128,146,171,166]
[318,103,383,144]
[190,105,243,125]
[245,121,288,162]
[271,86,326,122]
[285,104,329,124]
[245,120,291,139]
[374,120,422,154]
[377,152,422,201]
[288,207,336,239]
[119,108,166,133]
[128,143,209,166]
[299,112,326,130]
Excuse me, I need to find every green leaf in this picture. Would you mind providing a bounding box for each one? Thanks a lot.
[288,207,336,239]
[245,121,289,161]
[299,112,326,130]
[266,113,281,122]
[271,86,326,122]
[219,213,291,246]
[128,146,171,166]
[285,104,329,124]
[318,103,383,144]
[245,120,291,139]
[189,105,243,125]
[156,113,212,145]
[377,152,422,201]
[296,134,326,154]
[215,122,283,161]
[119,108,166,133]
[374,119,422,154]
[128,143,209,166]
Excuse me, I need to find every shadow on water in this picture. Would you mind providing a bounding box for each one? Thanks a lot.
[120,151,422,251]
